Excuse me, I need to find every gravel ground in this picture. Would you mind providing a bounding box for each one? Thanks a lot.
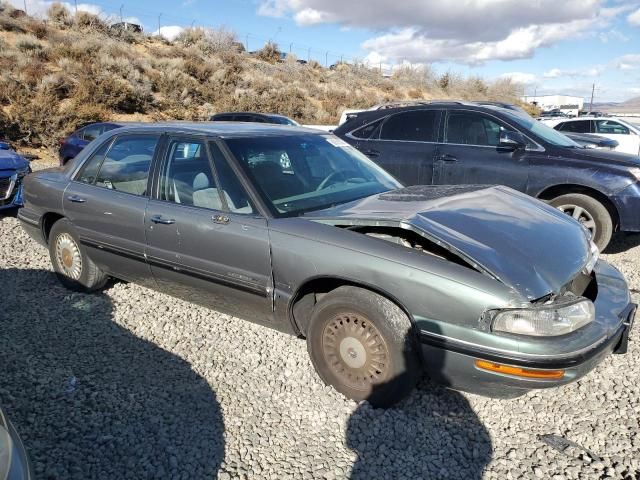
[1,160,639,479]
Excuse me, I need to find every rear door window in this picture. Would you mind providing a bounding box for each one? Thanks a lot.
[94,135,160,195]
[81,125,104,141]
[557,120,592,133]
[380,111,439,142]
[350,119,383,139]
[76,140,112,184]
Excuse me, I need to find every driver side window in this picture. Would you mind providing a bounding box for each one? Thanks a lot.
[446,111,513,146]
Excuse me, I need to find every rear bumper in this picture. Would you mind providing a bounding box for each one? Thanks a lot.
[418,262,636,398]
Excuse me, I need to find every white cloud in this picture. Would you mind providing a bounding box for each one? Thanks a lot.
[258,0,628,65]
[499,72,537,85]
[614,54,640,71]
[628,7,640,26]
[152,25,185,41]
[598,29,630,43]
[360,17,599,65]
[7,0,106,17]
[543,66,604,78]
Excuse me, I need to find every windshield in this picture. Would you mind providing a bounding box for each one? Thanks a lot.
[224,134,401,216]
[505,112,581,147]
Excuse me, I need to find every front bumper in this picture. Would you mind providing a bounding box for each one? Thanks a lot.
[418,262,635,398]
[0,174,24,211]
[613,182,640,232]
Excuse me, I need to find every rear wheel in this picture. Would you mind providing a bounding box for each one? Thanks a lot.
[548,193,613,250]
[48,219,108,292]
[307,286,421,408]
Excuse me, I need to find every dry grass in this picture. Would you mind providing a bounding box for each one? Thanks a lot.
[0,2,522,148]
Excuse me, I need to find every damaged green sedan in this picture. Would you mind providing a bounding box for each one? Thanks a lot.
[19,123,636,407]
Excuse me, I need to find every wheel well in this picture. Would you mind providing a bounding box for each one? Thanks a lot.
[536,184,620,229]
[41,212,65,243]
[289,277,413,337]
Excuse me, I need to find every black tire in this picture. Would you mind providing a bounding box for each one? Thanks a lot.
[548,193,613,251]
[307,286,421,408]
[48,218,108,292]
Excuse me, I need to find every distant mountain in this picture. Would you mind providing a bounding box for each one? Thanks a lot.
[595,97,640,113]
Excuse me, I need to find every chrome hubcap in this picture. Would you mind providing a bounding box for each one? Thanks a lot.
[55,233,82,280]
[557,204,596,238]
[322,313,389,390]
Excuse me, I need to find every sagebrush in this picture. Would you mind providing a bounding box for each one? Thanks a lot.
[0,2,523,147]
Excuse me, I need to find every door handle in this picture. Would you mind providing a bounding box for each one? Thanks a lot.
[362,149,380,158]
[212,214,230,225]
[150,215,175,225]
[437,153,458,162]
[67,195,86,203]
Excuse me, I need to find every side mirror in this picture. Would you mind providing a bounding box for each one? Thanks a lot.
[0,141,11,150]
[499,130,527,150]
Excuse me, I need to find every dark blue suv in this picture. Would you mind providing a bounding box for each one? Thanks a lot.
[334,102,640,250]
[58,122,122,165]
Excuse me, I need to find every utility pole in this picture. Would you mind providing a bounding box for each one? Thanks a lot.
[307,48,310,62]
[23,0,27,15]
[74,0,78,15]
[119,4,124,23]
[589,83,595,113]
[158,13,162,37]
[289,42,293,53]
[245,34,249,51]
[325,51,328,67]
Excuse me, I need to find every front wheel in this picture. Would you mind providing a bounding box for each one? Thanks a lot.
[548,193,613,251]
[48,218,108,292]
[307,286,421,408]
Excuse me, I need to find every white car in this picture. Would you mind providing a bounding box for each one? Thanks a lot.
[542,117,640,156]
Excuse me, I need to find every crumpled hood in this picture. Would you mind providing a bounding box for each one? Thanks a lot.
[307,185,591,300]
[0,149,29,172]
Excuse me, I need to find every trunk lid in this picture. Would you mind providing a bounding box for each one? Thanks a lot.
[306,185,591,300]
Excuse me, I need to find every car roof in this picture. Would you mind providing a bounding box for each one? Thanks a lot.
[557,117,628,122]
[108,121,322,137]
[334,102,508,132]
[212,112,281,118]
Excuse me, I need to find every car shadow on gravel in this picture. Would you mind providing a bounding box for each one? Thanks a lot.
[0,268,224,479]
[603,232,640,254]
[346,335,491,479]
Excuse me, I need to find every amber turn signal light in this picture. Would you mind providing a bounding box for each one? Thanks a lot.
[474,360,565,379]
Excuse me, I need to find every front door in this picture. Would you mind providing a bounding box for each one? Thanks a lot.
[434,109,529,191]
[63,133,161,285]
[145,136,274,324]
[594,119,640,156]
[354,109,441,185]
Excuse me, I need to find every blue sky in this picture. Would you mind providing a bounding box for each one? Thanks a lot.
[12,0,640,102]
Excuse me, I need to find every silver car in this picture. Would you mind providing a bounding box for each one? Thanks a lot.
[19,123,635,407]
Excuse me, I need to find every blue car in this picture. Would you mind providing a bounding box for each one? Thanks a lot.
[58,122,122,165]
[0,141,30,212]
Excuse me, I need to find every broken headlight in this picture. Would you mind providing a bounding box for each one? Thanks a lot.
[491,297,595,337]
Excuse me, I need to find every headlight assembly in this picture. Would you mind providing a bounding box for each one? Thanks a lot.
[490,297,595,337]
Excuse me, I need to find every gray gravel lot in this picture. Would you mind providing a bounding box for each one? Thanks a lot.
[1,162,639,479]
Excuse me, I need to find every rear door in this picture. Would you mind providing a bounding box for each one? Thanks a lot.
[63,133,161,285]
[349,109,441,185]
[434,109,529,190]
[594,119,640,155]
[145,136,274,324]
